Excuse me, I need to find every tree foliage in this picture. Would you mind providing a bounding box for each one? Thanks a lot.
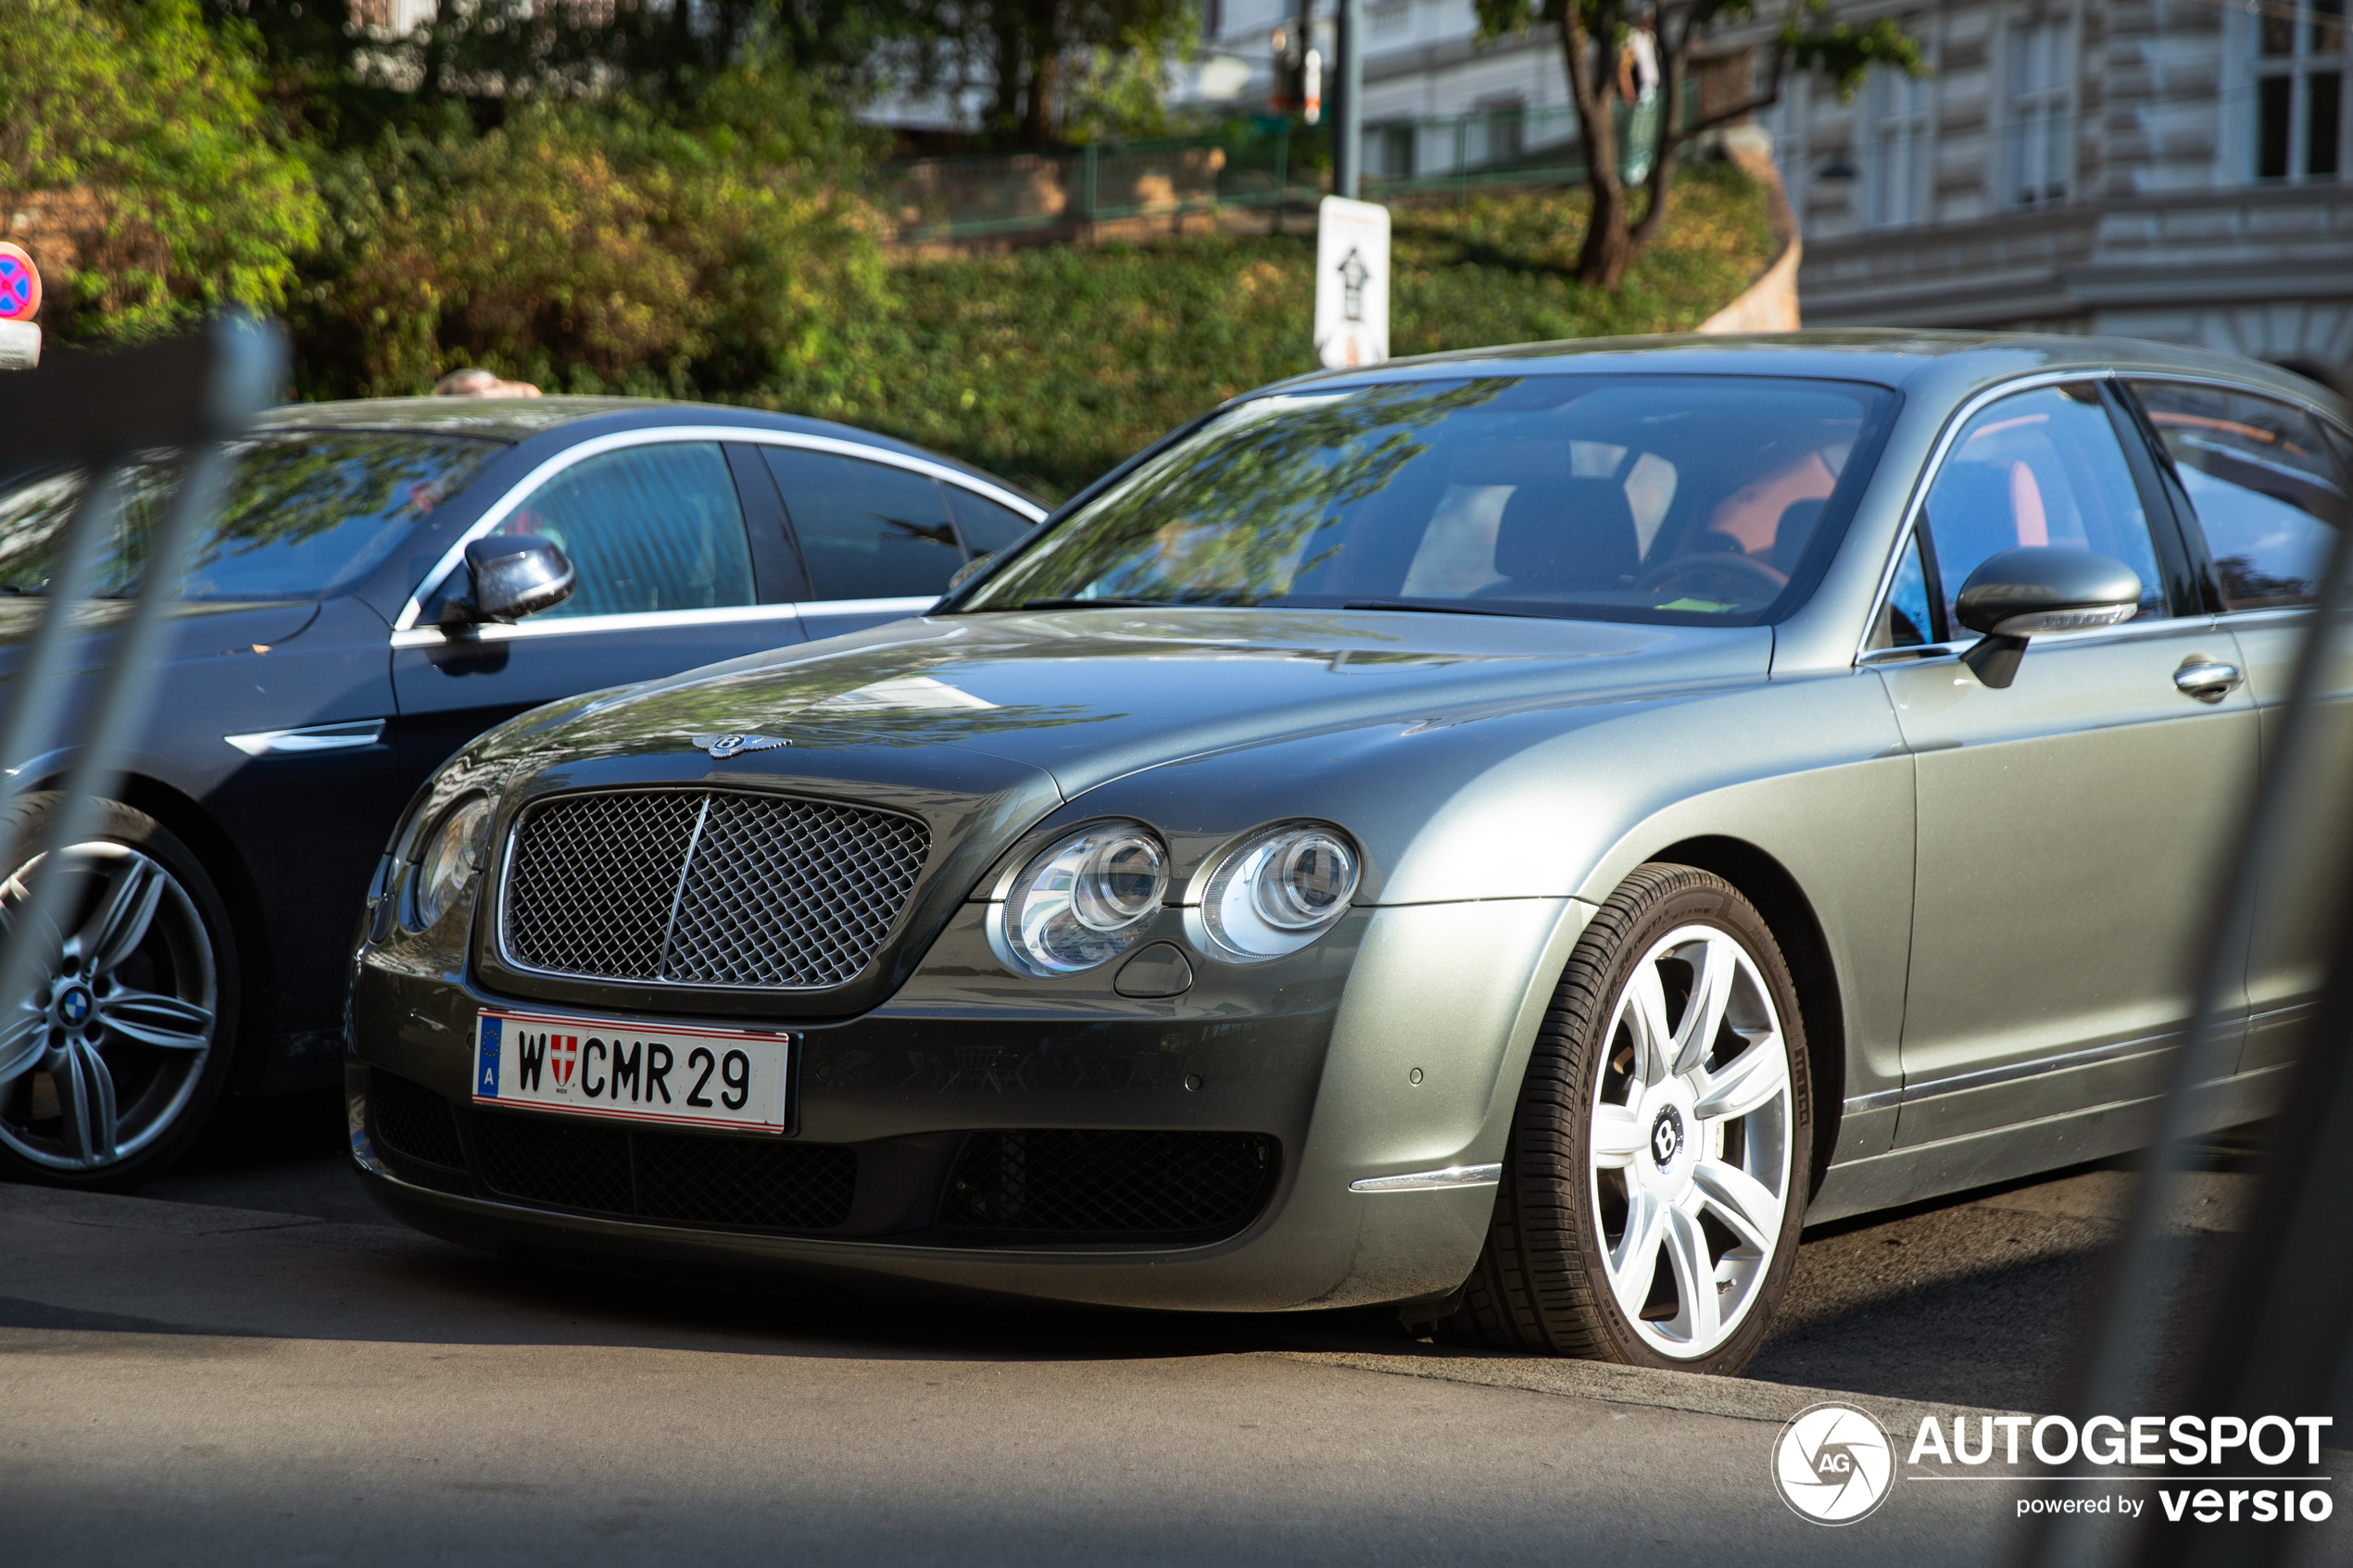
[1472,0,1924,287]
[0,0,324,339]
[292,64,887,400]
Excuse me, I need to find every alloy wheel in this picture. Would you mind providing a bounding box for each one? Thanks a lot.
[0,842,219,1172]
[1589,922,1795,1360]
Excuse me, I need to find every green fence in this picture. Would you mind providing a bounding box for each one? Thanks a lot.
[874,103,1655,245]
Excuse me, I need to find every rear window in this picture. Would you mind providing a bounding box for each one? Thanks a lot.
[959,374,1896,626]
[0,429,501,602]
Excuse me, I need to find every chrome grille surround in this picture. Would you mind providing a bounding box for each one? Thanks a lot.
[498,788,931,990]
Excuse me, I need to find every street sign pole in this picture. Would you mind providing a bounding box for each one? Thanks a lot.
[1334,0,1363,198]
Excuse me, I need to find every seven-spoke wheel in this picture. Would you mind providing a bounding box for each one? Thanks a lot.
[1432,863,1810,1372]
[0,797,237,1186]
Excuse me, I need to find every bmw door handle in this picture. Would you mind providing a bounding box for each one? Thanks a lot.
[2172,659,2244,703]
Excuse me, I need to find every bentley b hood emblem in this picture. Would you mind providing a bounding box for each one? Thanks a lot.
[693,733,791,759]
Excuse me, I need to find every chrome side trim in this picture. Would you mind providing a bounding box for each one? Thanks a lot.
[1898,1028,2182,1105]
[224,718,386,758]
[388,602,811,650]
[1843,1087,1903,1115]
[1349,1162,1503,1193]
[395,427,1046,632]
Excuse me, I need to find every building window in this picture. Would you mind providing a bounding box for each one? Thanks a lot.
[2006,17,2071,207]
[2256,0,2347,179]
[1382,122,1417,178]
[1865,66,1932,228]
[1371,1,1410,39]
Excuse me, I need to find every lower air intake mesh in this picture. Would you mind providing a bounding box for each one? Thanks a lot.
[368,1071,467,1171]
[937,1129,1277,1239]
[472,1111,856,1231]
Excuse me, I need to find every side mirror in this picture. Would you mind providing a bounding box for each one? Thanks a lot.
[441,533,574,631]
[1953,546,2143,689]
[946,551,996,594]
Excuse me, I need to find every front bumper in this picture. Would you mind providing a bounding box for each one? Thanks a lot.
[346,897,1589,1311]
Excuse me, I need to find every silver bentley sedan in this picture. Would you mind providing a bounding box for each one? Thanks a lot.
[346,332,2351,1373]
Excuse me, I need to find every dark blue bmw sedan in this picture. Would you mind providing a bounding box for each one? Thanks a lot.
[0,396,1042,1185]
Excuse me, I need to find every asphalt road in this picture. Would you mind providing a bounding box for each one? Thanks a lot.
[4,1095,2326,1567]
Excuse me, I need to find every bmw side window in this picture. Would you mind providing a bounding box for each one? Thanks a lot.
[427,443,756,621]
[764,448,963,599]
[943,485,1035,558]
[1919,383,2170,629]
[2128,381,2350,611]
[1867,529,1935,649]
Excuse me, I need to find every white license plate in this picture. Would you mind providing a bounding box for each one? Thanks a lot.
[471,1008,794,1134]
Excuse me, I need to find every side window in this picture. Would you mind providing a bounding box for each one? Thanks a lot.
[1868,529,1935,649]
[441,443,755,620]
[764,448,962,600]
[944,486,1037,558]
[1919,383,2169,628]
[2129,381,2349,611]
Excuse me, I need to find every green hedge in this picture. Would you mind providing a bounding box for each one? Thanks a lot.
[749,167,1776,500]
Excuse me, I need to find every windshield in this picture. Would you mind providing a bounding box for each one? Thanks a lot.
[962,374,1896,625]
[0,428,502,602]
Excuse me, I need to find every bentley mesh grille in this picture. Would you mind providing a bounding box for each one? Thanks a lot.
[937,1129,1277,1240]
[500,789,930,989]
[472,1111,858,1230]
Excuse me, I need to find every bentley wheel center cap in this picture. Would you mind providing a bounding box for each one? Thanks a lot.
[1649,1105,1685,1169]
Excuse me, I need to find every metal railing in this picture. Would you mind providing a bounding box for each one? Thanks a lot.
[872,102,1667,245]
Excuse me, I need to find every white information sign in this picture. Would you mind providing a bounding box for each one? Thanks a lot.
[1314,195,1390,370]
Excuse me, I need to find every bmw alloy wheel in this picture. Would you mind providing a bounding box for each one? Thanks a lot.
[1588,922,1794,1360]
[0,840,220,1173]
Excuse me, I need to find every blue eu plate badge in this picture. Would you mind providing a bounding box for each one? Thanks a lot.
[477,1015,501,1098]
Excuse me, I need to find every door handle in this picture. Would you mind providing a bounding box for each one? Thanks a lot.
[2172,660,2244,703]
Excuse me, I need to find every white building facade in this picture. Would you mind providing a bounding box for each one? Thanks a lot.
[1203,1,2353,385]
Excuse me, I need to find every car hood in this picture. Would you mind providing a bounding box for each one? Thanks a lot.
[0,597,323,666]
[492,608,1775,797]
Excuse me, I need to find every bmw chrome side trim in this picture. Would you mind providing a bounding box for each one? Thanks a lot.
[388,602,813,650]
[1349,1163,1503,1193]
[1842,1087,1903,1115]
[224,718,386,757]
[393,427,1047,632]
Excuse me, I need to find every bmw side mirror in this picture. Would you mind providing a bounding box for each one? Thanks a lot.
[441,533,574,632]
[1952,546,2143,689]
[946,551,996,594]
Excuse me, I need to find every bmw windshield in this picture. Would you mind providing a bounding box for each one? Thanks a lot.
[0,428,500,602]
[961,374,1897,626]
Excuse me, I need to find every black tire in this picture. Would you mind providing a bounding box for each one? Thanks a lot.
[1431,863,1812,1374]
[0,793,242,1191]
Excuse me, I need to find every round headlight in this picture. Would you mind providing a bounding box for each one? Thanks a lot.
[412,797,495,932]
[1198,822,1359,961]
[995,823,1169,975]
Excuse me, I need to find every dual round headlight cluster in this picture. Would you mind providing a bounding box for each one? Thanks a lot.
[408,796,496,933]
[993,820,1359,977]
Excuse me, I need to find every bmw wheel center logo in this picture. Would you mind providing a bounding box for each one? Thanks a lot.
[1772,1401,1895,1524]
[57,985,92,1026]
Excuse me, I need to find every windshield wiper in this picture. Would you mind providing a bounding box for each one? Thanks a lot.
[1342,598,1557,620]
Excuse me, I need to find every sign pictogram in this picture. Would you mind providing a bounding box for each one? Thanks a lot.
[0,243,41,321]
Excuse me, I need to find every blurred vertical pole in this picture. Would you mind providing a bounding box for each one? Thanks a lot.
[1334,0,1363,198]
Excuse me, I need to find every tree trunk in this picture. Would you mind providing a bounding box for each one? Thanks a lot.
[1560,2,1630,288]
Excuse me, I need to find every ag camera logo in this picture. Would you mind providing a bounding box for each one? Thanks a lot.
[1773,1401,1895,1524]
